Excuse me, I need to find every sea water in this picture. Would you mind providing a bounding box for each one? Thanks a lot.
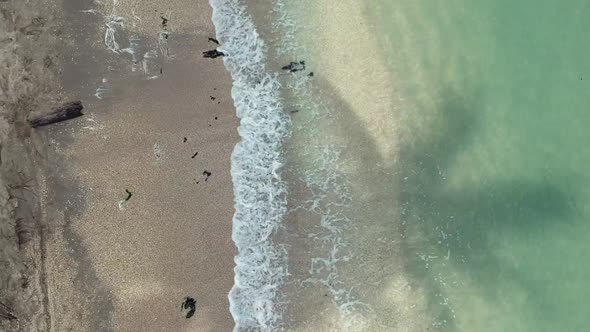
[363,3,590,331]
[211,0,590,331]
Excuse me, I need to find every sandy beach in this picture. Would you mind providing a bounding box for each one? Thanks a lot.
[35,0,237,331]
[0,0,65,330]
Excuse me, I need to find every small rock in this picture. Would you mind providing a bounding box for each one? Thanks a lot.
[282,60,305,72]
[203,49,225,58]
[202,170,212,181]
[181,297,197,319]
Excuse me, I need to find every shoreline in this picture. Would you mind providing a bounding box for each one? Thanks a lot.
[210,0,295,329]
[230,1,433,330]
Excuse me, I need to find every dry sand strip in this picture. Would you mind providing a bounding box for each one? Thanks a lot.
[0,0,66,331]
[39,0,239,331]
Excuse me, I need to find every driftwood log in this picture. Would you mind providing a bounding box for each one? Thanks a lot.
[28,101,84,128]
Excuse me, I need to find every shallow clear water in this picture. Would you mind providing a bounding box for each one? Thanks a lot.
[214,0,590,330]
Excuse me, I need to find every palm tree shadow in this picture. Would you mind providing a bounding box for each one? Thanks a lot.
[299,74,574,329]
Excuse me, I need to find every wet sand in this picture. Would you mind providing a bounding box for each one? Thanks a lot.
[41,0,238,331]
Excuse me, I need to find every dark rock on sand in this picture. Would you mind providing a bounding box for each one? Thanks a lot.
[282,60,305,72]
[203,49,225,58]
[202,170,212,181]
[181,297,197,319]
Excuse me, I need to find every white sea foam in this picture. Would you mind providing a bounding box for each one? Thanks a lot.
[88,0,168,79]
[209,0,291,331]
[104,15,126,54]
[210,0,373,330]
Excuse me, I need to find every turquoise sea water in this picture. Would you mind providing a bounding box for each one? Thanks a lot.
[213,0,590,330]
[369,1,590,331]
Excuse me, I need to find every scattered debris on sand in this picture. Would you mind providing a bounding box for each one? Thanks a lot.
[118,189,133,210]
[208,37,219,45]
[202,49,225,58]
[181,297,197,318]
[202,170,212,181]
[153,143,163,162]
[124,189,133,202]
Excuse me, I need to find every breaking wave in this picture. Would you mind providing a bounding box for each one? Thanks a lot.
[209,0,291,330]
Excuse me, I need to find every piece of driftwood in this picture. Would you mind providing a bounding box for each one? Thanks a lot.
[0,301,17,321]
[208,37,219,45]
[124,189,132,202]
[202,49,225,58]
[28,101,84,128]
